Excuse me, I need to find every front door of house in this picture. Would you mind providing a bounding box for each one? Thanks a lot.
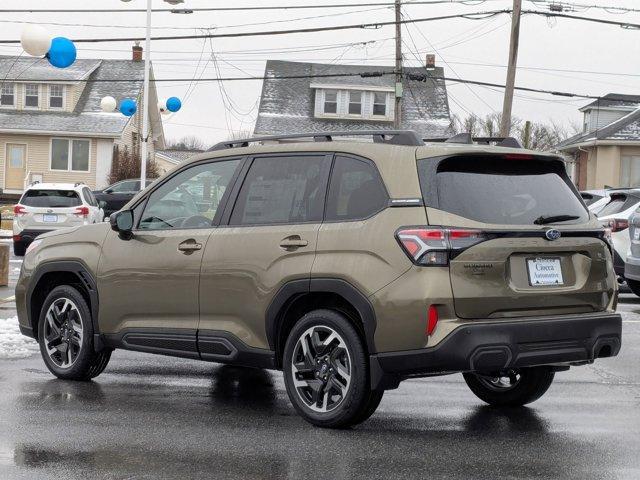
[5,144,26,190]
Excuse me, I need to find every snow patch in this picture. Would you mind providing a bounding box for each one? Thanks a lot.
[0,316,39,360]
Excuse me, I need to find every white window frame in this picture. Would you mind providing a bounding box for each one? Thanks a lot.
[314,87,394,121]
[48,84,65,110]
[372,91,388,118]
[0,83,15,108]
[49,138,91,173]
[347,90,364,117]
[23,83,40,110]
[322,89,339,116]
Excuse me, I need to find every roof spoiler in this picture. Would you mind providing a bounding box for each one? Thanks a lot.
[209,130,424,151]
[425,133,523,148]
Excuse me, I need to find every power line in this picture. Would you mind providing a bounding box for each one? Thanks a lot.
[0,10,510,44]
[0,1,503,14]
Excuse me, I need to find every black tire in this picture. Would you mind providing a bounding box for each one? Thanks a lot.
[627,278,640,297]
[283,309,374,428]
[350,388,384,426]
[13,241,26,256]
[463,367,555,407]
[37,285,112,381]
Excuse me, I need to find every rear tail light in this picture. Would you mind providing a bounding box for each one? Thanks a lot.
[427,305,439,336]
[396,227,488,266]
[13,205,26,216]
[609,219,629,232]
[74,206,90,217]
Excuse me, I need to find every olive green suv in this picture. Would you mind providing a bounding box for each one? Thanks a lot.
[16,131,622,428]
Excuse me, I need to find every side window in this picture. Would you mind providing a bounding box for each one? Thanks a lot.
[139,159,241,230]
[230,155,329,225]
[111,180,136,193]
[82,187,97,206]
[325,155,388,221]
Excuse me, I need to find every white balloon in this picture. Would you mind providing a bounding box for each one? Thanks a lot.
[158,100,169,114]
[20,25,52,57]
[100,96,117,113]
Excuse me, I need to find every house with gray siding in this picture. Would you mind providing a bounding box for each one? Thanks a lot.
[254,60,452,138]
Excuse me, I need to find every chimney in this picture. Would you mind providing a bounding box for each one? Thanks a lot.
[132,42,143,62]
[425,54,436,69]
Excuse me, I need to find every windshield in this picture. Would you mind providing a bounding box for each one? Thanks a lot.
[21,189,81,208]
[418,156,588,225]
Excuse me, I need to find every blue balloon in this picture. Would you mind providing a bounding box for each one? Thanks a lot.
[166,97,182,113]
[47,37,77,69]
[119,99,137,117]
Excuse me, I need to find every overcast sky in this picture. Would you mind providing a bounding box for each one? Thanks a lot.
[1,0,639,146]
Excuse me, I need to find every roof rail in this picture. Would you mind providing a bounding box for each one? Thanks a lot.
[209,130,424,151]
[74,182,85,187]
[424,133,523,149]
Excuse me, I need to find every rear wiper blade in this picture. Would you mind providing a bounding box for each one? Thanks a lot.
[533,214,580,225]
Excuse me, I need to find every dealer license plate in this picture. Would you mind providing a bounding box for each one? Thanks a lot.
[527,257,563,286]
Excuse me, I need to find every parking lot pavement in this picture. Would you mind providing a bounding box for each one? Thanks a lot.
[0,296,637,479]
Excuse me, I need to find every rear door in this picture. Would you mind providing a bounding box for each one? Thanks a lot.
[199,153,331,351]
[418,154,615,319]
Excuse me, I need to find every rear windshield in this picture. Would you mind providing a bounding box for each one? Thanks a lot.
[418,156,588,225]
[581,192,603,206]
[21,189,82,208]
[597,194,640,217]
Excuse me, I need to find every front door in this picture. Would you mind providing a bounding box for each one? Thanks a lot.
[199,153,332,353]
[97,158,243,358]
[5,144,26,190]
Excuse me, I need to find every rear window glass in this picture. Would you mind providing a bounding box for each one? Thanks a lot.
[597,194,640,217]
[418,156,588,225]
[21,189,81,208]
[581,193,603,206]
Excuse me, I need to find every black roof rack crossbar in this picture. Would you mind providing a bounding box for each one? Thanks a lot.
[209,130,424,151]
[424,133,523,149]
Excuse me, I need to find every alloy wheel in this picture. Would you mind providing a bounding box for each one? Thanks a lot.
[475,370,521,392]
[43,298,83,369]
[290,325,352,413]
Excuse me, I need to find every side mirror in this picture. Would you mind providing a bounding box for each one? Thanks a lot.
[98,200,107,210]
[104,188,113,194]
[110,210,134,239]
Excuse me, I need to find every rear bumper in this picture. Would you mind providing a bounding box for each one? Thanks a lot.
[370,312,622,390]
[625,254,640,281]
[14,229,53,244]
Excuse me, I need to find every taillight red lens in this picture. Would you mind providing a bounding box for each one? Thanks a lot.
[427,305,439,336]
[74,206,90,217]
[610,219,629,232]
[13,205,26,215]
[396,227,488,265]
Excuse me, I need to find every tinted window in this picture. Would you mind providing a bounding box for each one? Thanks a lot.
[140,159,240,230]
[325,156,388,221]
[21,189,81,208]
[419,156,588,225]
[110,180,138,193]
[230,155,328,225]
[598,194,640,217]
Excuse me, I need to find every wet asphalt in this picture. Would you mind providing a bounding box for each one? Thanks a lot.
[1,298,639,479]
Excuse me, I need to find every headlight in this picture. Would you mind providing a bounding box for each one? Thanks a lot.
[25,239,43,256]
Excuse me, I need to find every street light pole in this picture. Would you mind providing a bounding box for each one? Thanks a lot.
[140,0,152,187]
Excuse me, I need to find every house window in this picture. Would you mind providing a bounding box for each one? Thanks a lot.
[0,83,14,107]
[324,90,338,114]
[51,138,90,172]
[348,91,363,115]
[620,156,640,188]
[49,84,64,109]
[373,92,387,116]
[24,84,39,108]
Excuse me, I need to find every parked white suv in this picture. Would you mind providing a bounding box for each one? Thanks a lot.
[13,183,104,256]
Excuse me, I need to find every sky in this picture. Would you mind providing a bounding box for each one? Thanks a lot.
[1,0,639,146]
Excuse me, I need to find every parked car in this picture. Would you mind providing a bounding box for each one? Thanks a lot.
[13,182,104,256]
[16,131,621,428]
[594,190,640,279]
[93,179,155,219]
[624,206,640,296]
[580,189,610,214]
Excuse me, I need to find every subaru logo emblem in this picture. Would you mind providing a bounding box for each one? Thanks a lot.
[545,229,561,241]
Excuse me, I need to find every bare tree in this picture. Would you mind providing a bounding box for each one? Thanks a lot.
[109,145,161,184]
[165,135,208,151]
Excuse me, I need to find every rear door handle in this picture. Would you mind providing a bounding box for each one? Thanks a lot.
[279,235,309,249]
[178,239,202,254]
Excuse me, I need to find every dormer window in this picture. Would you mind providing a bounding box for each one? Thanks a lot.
[313,85,394,121]
[49,84,64,109]
[24,84,39,108]
[0,83,14,107]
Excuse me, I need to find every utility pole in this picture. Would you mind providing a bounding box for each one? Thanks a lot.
[394,0,403,129]
[140,0,152,187]
[500,0,522,137]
